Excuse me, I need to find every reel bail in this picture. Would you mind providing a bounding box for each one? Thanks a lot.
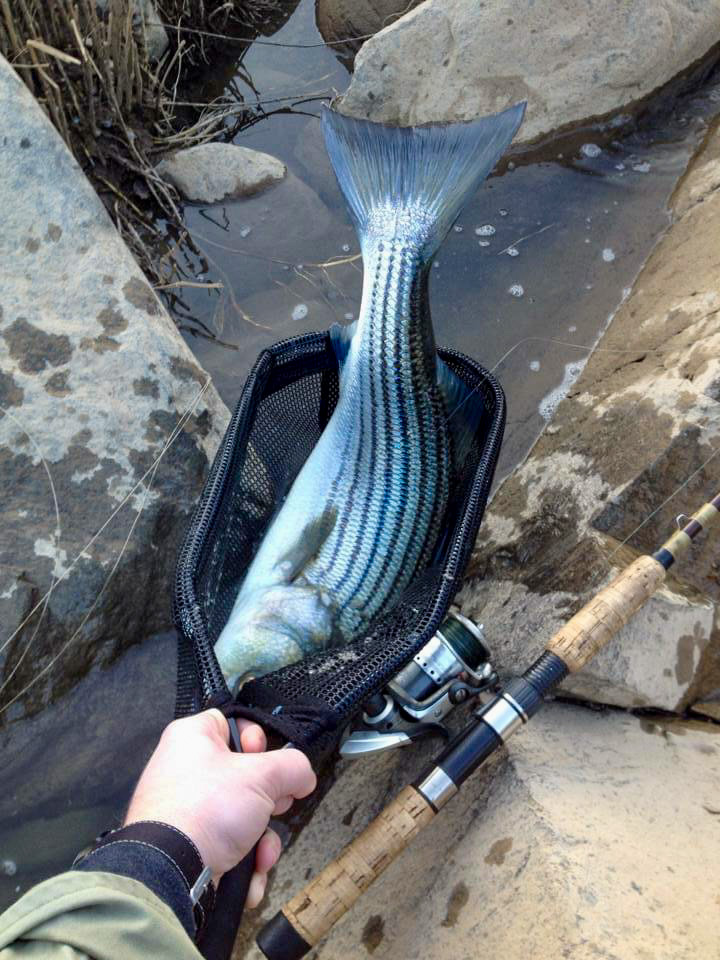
[340,612,497,758]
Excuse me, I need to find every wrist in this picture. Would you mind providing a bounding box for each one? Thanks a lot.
[73,820,216,939]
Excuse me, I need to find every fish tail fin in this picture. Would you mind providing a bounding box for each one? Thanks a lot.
[322,102,525,259]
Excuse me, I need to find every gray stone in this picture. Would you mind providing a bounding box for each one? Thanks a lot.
[316,0,423,47]
[338,0,720,146]
[456,125,720,714]
[0,56,229,719]
[157,143,287,204]
[242,705,720,959]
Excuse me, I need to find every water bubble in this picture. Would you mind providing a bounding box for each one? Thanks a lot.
[341,243,350,253]
[632,161,651,174]
[344,312,354,321]
[2,860,17,877]
[499,209,508,217]
[508,283,524,298]
[506,246,519,257]
[453,224,464,233]
[507,161,516,171]
[433,261,440,269]
[615,162,626,171]
[478,240,490,247]
[602,248,616,262]
[529,360,540,371]
[568,324,577,332]
[580,143,602,158]
[295,263,304,270]
[239,226,251,238]
[291,303,308,321]
[475,224,496,236]
[584,283,593,290]
[584,238,590,244]
[282,264,290,271]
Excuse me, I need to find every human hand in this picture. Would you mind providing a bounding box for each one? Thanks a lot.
[124,710,316,907]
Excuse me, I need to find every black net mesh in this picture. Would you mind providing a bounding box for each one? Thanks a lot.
[173,331,505,764]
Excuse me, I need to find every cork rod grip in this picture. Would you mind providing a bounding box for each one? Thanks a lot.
[280,785,435,948]
[546,554,665,672]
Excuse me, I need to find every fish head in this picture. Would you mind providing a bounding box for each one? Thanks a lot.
[215,582,342,690]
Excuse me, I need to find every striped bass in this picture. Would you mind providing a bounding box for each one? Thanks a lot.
[215,102,525,688]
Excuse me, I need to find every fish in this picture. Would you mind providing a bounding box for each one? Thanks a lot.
[214,101,525,689]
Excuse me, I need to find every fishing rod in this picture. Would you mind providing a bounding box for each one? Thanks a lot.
[256,488,720,960]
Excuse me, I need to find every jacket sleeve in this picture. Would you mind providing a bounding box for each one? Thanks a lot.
[0,870,202,960]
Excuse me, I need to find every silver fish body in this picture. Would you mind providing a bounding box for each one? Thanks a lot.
[215,103,525,688]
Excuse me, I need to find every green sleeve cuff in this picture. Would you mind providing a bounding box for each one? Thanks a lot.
[0,870,201,960]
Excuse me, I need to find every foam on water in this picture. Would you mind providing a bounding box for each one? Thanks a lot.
[602,248,616,262]
[581,143,602,158]
[539,359,588,421]
[508,283,524,298]
[475,224,496,236]
[291,303,308,321]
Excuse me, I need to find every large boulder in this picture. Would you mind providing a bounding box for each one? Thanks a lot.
[339,0,720,144]
[457,124,720,713]
[241,704,720,959]
[0,57,229,719]
[157,144,287,204]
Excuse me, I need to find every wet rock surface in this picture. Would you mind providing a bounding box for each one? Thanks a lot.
[157,144,287,203]
[0,634,175,907]
[458,125,720,713]
[240,704,720,959]
[338,0,720,145]
[0,58,229,719]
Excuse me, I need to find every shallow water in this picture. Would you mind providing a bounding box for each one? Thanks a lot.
[175,0,720,481]
[2,0,720,918]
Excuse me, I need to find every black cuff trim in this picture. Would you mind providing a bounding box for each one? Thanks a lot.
[73,821,215,939]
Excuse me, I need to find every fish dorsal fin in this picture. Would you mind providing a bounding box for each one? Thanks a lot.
[276,506,338,583]
[437,357,487,467]
[329,320,357,370]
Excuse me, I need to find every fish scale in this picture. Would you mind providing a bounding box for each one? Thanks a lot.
[213,102,525,686]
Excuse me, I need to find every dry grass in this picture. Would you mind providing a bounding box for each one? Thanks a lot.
[0,0,281,282]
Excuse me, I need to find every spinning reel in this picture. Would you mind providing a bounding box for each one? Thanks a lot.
[340,612,498,757]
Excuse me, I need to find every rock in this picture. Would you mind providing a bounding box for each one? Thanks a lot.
[0,56,229,719]
[241,704,720,959]
[338,0,720,145]
[157,144,287,203]
[456,125,720,714]
[0,634,175,909]
[316,0,423,47]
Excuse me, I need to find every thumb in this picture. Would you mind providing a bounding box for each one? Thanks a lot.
[254,748,316,804]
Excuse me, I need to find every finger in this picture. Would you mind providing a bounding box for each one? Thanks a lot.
[237,719,266,754]
[246,871,267,910]
[272,796,294,817]
[255,828,282,875]
[203,708,232,745]
[257,748,316,802]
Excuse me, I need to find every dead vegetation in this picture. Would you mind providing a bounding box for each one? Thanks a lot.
[0,0,283,282]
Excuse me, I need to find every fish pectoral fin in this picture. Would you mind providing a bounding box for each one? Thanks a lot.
[437,357,487,468]
[330,320,357,370]
[276,507,338,583]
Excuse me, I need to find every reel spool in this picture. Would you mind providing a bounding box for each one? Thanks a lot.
[340,612,498,757]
